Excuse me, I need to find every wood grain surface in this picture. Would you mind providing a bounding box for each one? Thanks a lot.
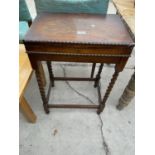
[24,13,133,45]
[113,0,135,35]
[19,44,33,100]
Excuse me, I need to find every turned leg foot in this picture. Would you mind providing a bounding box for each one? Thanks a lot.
[97,109,101,115]
[43,105,50,114]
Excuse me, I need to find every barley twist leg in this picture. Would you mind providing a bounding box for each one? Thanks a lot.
[35,62,49,114]
[46,61,54,87]
[97,69,119,114]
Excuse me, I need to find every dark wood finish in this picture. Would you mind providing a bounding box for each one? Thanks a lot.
[97,67,120,114]
[48,104,99,109]
[46,61,54,87]
[24,13,133,45]
[94,63,104,87]
[91,63,96,78]
[97,84,102,104]
[37,61,46,87]
[46,82,52,103]
[28,52,130,65]
[27,20,47,87]
[54,77,95,81]
[35,62,49,114]
[24,13,134,114]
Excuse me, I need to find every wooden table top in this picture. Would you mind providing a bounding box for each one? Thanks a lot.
[19,44,33,100]
[24,13,134,46]
[113,0,135,35]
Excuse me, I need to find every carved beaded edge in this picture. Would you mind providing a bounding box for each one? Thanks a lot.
[24,40,135,47]
[28,51,131,57]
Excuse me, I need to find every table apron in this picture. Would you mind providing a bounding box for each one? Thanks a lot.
[28,53,129,64]
[25,43,133,55]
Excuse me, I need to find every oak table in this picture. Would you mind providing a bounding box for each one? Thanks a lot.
[24,13,134,114]
[19,44,37,123]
